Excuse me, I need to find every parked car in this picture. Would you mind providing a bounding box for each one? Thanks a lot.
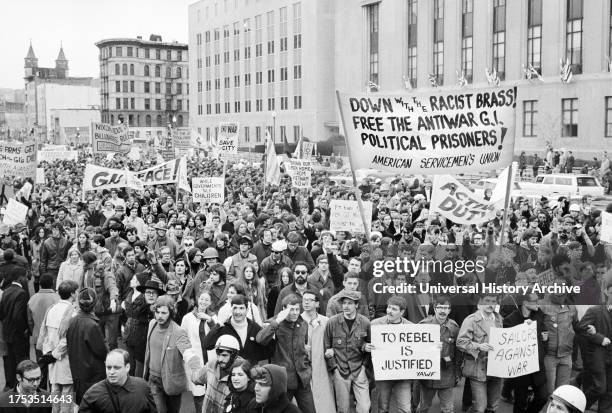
[519,174,604,199]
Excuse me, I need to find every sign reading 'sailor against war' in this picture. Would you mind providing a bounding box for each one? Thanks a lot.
[337,88,517,174]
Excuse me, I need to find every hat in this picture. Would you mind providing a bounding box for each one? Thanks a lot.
[165,279,181,295]
[210,263,227,277]
[137,277,166,295]
[413,194,426,202]
[569,203,581,212]
[336,290,361,302]
[238,235,253,246]
[271,240,287,252]
[154,222,168,231]
[540,196,549,203]
[12,223,26,233]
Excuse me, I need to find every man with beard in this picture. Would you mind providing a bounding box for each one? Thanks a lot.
[192,335,244,413]
[143,295,201,413]
[257,294,315,413]
[273,262,316,316]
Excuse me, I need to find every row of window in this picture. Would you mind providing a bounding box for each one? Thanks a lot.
[196,124,301,145]
[196,66,300,91]
[110,63,186,79]
[196,96,302,115]
[104,114,185,128]
[376,0,592,88]
[103,46,185,62]
[105,97,188,112]
[106,80,188,95]
[522,97,612,138]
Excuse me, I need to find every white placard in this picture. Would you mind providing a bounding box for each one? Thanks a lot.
[192,177,225,204]
[329,200,372,234]
[218,122,240,154]
[601,211,612,243]
[487,322,539,378]
[2,199,28,226]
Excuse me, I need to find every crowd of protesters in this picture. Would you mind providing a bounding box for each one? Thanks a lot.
[0,147,610,413]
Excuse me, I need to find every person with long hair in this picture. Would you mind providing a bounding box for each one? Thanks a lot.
[266,267,294,319]
[217,283,262,326]
[181,290,217,413]
[56,248,84,289]
[75,232,92,255]
[237,263,267,321]
[204,264,228,312]
[224,359,254,413]
[30,226,47,293]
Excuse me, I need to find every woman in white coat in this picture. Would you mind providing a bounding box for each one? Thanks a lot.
[181,290,217,413]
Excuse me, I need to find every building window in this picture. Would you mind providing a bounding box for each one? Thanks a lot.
[366,3,379,86]
[145,99,151,110]
[177,83,183,94]
[155,99,161,110]
[146,115,151,126]
[224,77,230,88]
[234,75,240,87]
[294,95,302,109]
[244,126,250,142]
[116,98,121,109]
[127,47,133,57]
[268,98,275,111]
[123,98,128,109]
[145,49,150,58]
[144,65,150,76]
[433,0,444,86]
[566,0,583,74]
[606,97,612,137]
[561,98,578,137]
[177,50,182,61]
[130,98,135,109]
[156,115,162,126]
[207,104,212,114]
[294,65,301,79]
[122,64,128,75]
[245,74,251,86]
[235,101,241,112]
[115,64,120,75]
[256,126,261,142]
[205,31,211,43]
[130,81,134,92]
[155,82,161,93]
[234,49,240,61]
[155,65,161,77]
[256,72,263,84]
[176,67,182,78]
[115,81,120,92]
[245,100,252,112]
[294,126,300,141]
[165,66,171,78]
[116,47,122,57]
[268,69,275,83]
[493,0,506,80]
[144,82,150,93]
[407,0,417,87]
[156,49,161,60]
[523,101,537,137]
[268,41,274,54]
[461,0,473,83]
[178,100,183,111]
[527,0,542,73]
[256,99,263,111]
[166,83,172,94]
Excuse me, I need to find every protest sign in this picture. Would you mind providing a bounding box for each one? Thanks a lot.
[127,147,141,161]
[329,200,372,234]
[136,158,183,186]
[218,122,240,154]
[430,175,499,225]
[487,322,539,378]
[0,141,37,177]
[600,211,612,243]
[91,122,131,154]
[18,182,32,200]
[174,132,190,157]
[289,159,312,189]
[371,324,440,380]
[192,177,225,204]
[38,149,78,162]
[336,88,517,174]
[35,168,45,184]
[2,198,28,226]
[302,142,314,159]
[537,269,555,286]
[83,165,144,191]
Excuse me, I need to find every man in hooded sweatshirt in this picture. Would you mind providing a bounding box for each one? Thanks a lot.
[247,364,303,413]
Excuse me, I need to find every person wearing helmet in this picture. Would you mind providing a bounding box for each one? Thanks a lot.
[191,247,220,300]
[260,240,293,288]
[547,385,586,413]
[192,334,245,413]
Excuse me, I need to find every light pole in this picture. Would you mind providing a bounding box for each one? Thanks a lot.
[271,111,277,143]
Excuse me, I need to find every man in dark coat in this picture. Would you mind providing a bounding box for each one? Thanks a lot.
[503,292,548,413]
[0,360,52,413]
[578,281,612,413]
[67,287,109,404]
[247,364,302,413]
[39,223,70,287]
[0,260,30,389]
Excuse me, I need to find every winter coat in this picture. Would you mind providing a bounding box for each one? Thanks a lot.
[39,236,70,273]
[36,300,75,385]
[246,364,303,413]
[124,292,153,363]
[0,283,30,344]
[418,315,460,389]
[203,318,272,364]
[260,255,294,288]
[181,310,216,397]
[82,264,119,316]
[56,259,84,289]
[578,305,612,373]
[503,309,547,386]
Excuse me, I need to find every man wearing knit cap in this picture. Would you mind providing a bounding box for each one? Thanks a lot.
[66,287,109,404]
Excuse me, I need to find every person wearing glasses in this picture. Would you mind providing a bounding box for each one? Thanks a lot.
[0,360,52,412]
[260,240,293,290]
[273,262,316,317]
[371,296,412,413]
[192,335,244,413]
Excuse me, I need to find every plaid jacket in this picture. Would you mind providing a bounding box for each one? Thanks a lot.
[194,358,238,413]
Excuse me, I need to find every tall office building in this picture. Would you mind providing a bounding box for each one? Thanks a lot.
[96,35,189,137]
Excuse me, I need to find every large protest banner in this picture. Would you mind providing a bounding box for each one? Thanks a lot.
[2,199,28,226]
[92,122,131,154]
[329,200,372,234]
[0,141,37,177]
[288,159,312,189]
[38,149,78,162]
[336,88,517,174]
[135,158,189,191]
[601,211,612,243]
[218,122,240,154]
[83,165,144,191]
[487,322,538,378]
[371,324,440,380]
[192,177,225,204]
[174,132,190,157]
[430,175,499,225]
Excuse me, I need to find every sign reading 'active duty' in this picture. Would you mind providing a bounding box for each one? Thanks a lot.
[336,88,517,174]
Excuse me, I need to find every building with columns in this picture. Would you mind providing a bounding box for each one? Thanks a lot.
[189,0,612,157]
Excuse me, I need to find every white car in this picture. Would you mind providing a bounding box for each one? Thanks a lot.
[469,178,524,199]
[520,174,604,199]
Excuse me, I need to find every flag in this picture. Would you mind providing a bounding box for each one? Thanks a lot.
[292,135,303,159]
[190,129,206,148]
[178,157,191,193]
[265,131,281,186]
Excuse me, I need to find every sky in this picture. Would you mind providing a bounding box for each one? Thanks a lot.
[0,0,196,89]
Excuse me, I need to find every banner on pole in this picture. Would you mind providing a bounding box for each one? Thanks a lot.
[83,165,144,191]
[288,159,312,189]
[218,122,240,154]
[192,177,225,204]
[0,141,37,177]
[35,168,45,185]
[371,324,440,380]
[302,142,315,160]
[329,200,372,234]
[174,132,190,157]
[190,129,207,148]
[336,88,517,174]
[91,122,131,154]
[38,150,78,162]
[430,175,499,225]
[2,198,28,226]
[135,158,183,186]
[487,322,539,378]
